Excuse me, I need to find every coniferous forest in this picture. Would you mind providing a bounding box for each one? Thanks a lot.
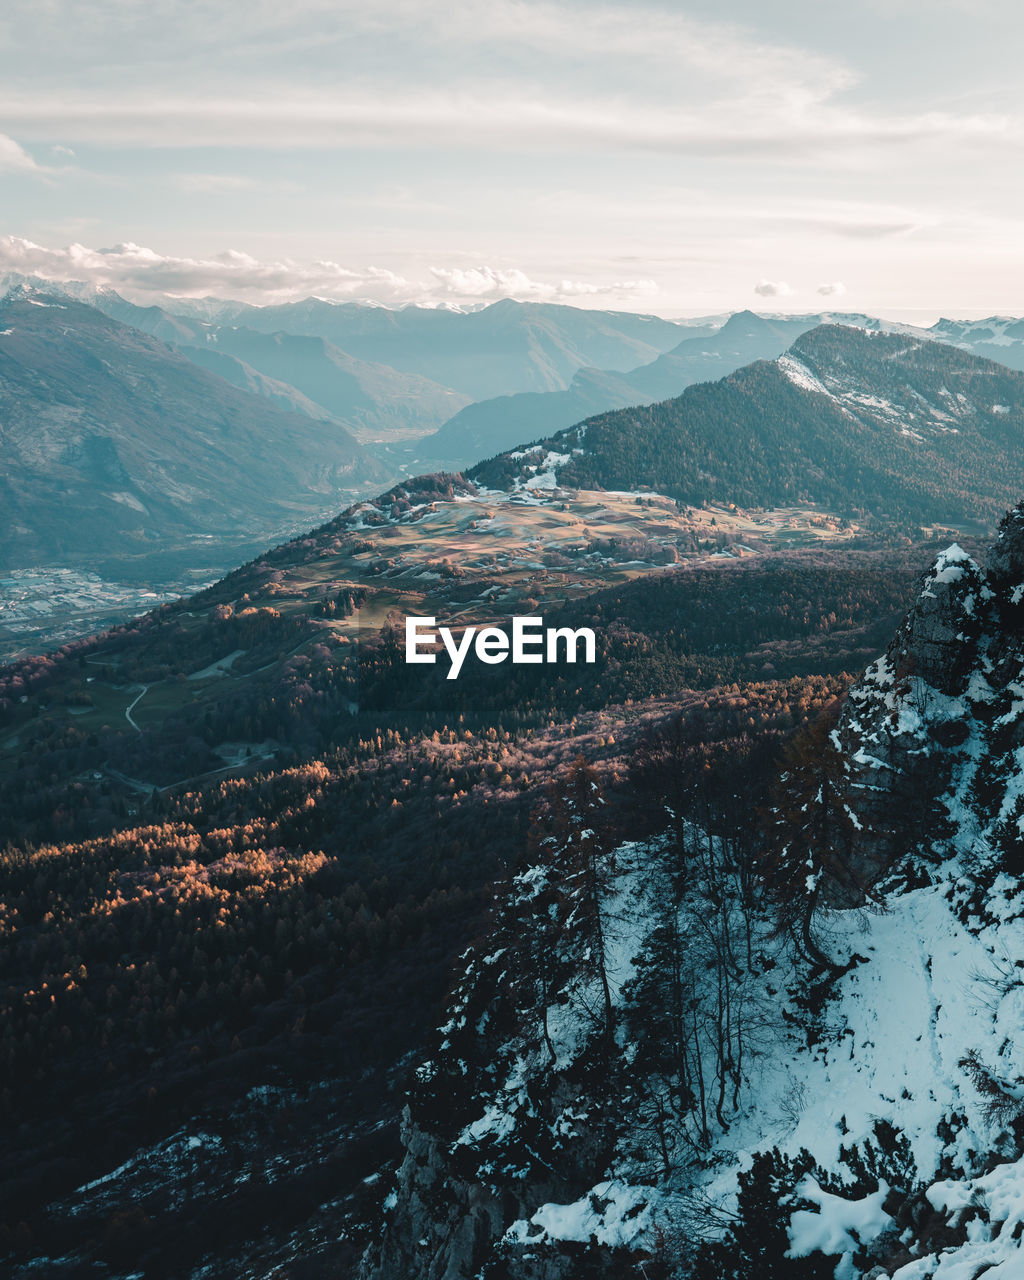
[0,532,931,1275]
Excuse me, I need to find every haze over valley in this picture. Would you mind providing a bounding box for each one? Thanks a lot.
[5,277,1024,660]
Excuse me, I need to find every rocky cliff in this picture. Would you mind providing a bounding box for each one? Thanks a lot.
[830,502,1024,907]
[361,512,1024,1280]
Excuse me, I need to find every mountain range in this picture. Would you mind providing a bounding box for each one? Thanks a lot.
[471,324,1024,530]
[80,287,687,404]
[90,292,472,443]
[14,271,1024,1279]
[0,289,387,571]
[930,315,1024,370]
[416,309,880,466]
[10,281,1024,652]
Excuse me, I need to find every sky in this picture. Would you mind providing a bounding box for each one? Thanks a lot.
[1,0,1023,319]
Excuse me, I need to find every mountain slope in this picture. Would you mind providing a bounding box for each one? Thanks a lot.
[0,289,387,569]
[621,308,829,401]
[415,367,642,466]
[360,512,1024,1280]
[175,343,345,419]
[92,292,471,441]
[470,324,1024,530]
[188,327,469,441]
[417,311,845,467]
[826,502,1024,902]
[196,296,687,400]
[2,465,919,1276]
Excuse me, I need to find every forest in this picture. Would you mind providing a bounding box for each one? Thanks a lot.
[0,538,939,1276]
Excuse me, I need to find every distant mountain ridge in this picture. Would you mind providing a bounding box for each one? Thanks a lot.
[928,315,1024,371]
[87,293,471,442]
[469,324,1024,530]
[72,285,686,403]
[417,310,864,466]
[54,284,691,446]
[178,295,689,399]
[0,288,387,570]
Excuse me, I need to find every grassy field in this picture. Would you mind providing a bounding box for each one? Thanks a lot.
[0,484,907,784]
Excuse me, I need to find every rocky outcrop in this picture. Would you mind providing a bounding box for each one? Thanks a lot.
[829,502,1024,903]
[360,505,1024,1280]
[358,807,667,1280]
[361,1108,503,1280]
[362,1100,626,1280]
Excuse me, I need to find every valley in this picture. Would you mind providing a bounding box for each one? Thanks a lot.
[3,289,1024,1280]
[7,0,1024,1271]
[0,568,184,663]
[0,473,904,779]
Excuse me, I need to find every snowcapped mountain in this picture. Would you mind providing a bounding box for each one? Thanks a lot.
[417,310,928,470]
[360,509,1024,1279]
[929,316,1024,372]
[469,325,1024,533]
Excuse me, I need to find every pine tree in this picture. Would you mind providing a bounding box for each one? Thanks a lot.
[767,707,853,969]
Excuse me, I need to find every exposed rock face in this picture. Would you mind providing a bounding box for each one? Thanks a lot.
[358,909,635,1280]
[361,506,1024,1280]
[362,1108,502,1280]
[986,504,1024,584]
[363,1099,616,1280]
[830,503,1024,903]
[358,811,677,1280]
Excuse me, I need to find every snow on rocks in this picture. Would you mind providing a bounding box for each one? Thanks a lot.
[787,1177,893,1276]
[505,1181,653,1249]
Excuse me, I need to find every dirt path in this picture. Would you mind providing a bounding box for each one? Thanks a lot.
[125,685,148,734]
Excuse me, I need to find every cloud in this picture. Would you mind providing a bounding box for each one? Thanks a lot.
[0,3,854,163]
[0,236,416,301]
[817,281,847,297]
[0,2,1020,186]
[171,172,304,194]
[429,265,657,302]
[754,279,794,298]
[0,132,41,173]
[0,235,657,307]
[0,2,854,108]
[0,90,1013,165]
[829,221,918,240]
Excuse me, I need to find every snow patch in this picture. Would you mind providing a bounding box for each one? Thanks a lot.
[506,1181,652,1249]
[777,354,832,396]
[787,1177,893,1273]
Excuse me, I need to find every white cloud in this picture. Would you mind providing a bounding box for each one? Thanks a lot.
[0,132,41,173]
[429,265,657,302]
[0,2,852,107]
[0,235,657,307]
[754,278,794,297]
[171,172,303,194]
[0,5,1011,167]
[0,236,415,301]
[0,91,1013,164]
[817,281,847,296]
